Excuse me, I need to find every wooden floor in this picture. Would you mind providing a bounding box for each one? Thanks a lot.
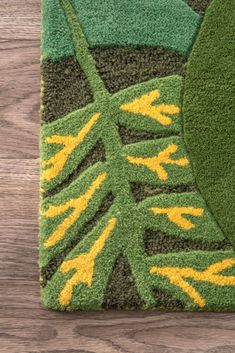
[0,2,234,352]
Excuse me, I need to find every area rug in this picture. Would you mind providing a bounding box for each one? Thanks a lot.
[39,0,235,311]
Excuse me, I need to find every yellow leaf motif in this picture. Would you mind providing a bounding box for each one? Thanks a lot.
[120,89,180,125]
[59,217,117,306]
[41,112,100,181]
[42,173,107,248]
[127,144,189,180]
[150,259,235,307]
[151,206,204,229]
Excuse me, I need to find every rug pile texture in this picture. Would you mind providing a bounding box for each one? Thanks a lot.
[39,0,235,311]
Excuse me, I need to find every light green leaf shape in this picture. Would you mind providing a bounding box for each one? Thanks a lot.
[140,192,226,242]
[42,0,200,60]
[40,163,109,266]
[147,250,235,310]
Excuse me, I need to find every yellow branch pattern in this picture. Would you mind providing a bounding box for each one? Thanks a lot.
[120,89,180,125]
[41,112,100,181]
[59,218,117,306]
[42,172,107,248]
[150,259,235,307]
[151,206,204,229]
[127,144,189,180]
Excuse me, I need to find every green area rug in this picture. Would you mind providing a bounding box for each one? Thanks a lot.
[39,0,235,311]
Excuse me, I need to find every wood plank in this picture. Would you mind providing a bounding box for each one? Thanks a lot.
[0,0,40,159]
[0,160,38,279]
[0,1,40,40]
[0,18,40,40]
[0,40,40,158]
[0,280,235,353]
[1,1,40,17]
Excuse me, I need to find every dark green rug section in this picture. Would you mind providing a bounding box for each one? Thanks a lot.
[92,47,186,94]
[103,256,143,309]
[41,47,186,121]
[154,288,184,310]
[41,57,93,122]
[42,0,200,60]
[183,0,235,249]
[144,230,231,256]
[185,0,211,13]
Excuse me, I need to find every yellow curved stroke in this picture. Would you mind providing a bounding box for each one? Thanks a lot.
[59,217,117,306]
[150,259,235,307]
[127,144,189,180]
[42,172,107,248]
[120,89,180,125]
[41,113,100,181]
[151,206,204,229]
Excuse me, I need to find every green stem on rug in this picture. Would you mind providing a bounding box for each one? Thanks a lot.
[60,0,109,101]
[59,0,155,306]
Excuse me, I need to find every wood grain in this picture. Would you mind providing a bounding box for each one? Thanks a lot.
[0,1,234,353]
[0,40,40,158]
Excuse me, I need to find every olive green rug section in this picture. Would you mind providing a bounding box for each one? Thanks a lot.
[41,0,200,60]
[185,0,211,14]
[41,48,186,122]
[183,0,235,249]
[40,0,235,311]
[41,57,93,122]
